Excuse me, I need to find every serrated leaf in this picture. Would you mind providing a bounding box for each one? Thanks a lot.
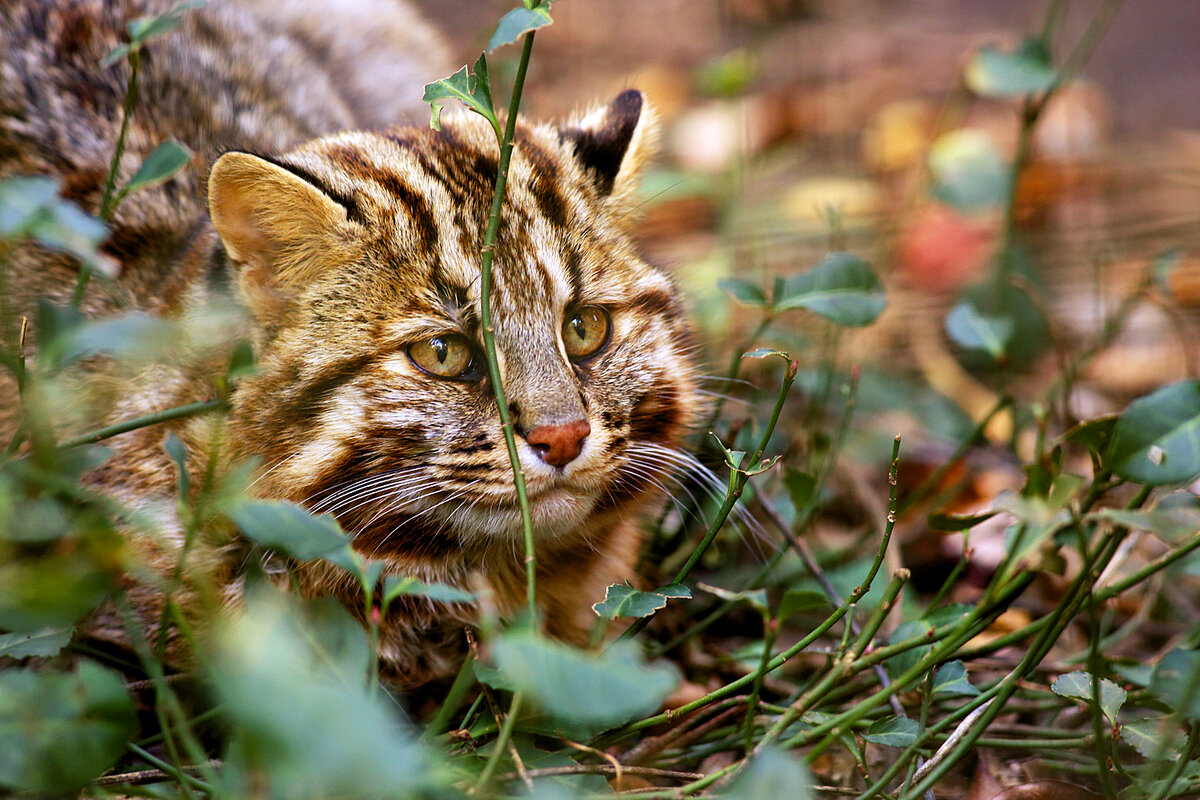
[966,38,1057,97]
[945,301,1013,358]
[719,748,812,800]
[0,663,136,794]
[1107,380,1200,485]
[423,58,498,133]
[718,277,767,306]
[1120,718,1176,760]
[382,576,475,606]
[227,499,351,561]
[0,627,73,659]
[776,253,885,326]
[1150,648,1200,722]
[491,631,678,733]
[929,129,1010,212]
[592,582,691,620]
[1051,671,1127,725]
[864,716,921,747]
[933,661,980,697]
[488,5,554,53]
[927,509,998,532]
[121,139,192,197]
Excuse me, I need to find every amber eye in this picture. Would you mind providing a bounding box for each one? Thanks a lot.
[562,306,611,360]
[408,334,477,379]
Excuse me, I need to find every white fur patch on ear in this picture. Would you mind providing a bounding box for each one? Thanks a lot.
[559,90,657,206]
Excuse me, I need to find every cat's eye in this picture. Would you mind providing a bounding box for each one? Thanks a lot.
[408,334,478,379]
[562,306,611,360]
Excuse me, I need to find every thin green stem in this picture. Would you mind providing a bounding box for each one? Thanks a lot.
[476,691,524,791]
[424,653,477,740]
[477,30,539,621]
[61,398,225,449]
[99,51,140,224]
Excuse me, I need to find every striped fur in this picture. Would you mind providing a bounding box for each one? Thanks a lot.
[1,1,701,686]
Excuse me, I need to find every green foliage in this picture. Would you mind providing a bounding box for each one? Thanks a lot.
[488,5,554,53]
[1149,648,1200,722]
[1107,380,1200,485]
[864,716,921,747]
[101,0,208,66]
[932,660,980,697]
[928,129,1010,212]
[592,582,691,619]
[966,38,1057,97]
[0,662,136,794]
[424,55,500,136]
[1051,671,1127,725]
[776,253,886,327]
[228,499,352,561]
[718,749,812,800]
[117,139,193,201]
[488,630,678,733]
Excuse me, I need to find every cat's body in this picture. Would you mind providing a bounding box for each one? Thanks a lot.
[1,0,701,685]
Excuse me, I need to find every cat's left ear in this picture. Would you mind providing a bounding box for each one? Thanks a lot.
[559,89,656,211]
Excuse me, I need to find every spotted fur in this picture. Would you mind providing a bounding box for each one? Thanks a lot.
[1,0,702,686]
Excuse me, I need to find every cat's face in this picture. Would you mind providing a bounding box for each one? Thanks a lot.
[210,92,701,561]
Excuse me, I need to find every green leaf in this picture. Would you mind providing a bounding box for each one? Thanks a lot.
[944,300,1013,359]
[1150,648,1200,722]
[423,56,499,133]
[719,748,812,800]
[718,277,767,306]
[1051,670,1127,725]
[0,662,136,794]
[488,5,553,53]
[163,432,190,500]
[742,347,789,360]
[120,139,192,197]
[783,469,816,511]
[0,627,73,659]
[864,716,921,747]
[1120,718,1177,760]
[927,509,998,532]
[491,631,678,733]
[382,575,475,606]
[885,619,933,679]
[1093,507,1200,544]
[1153,250,1182,298]
[928,129,1010,212]
[227,499,352,561]
[933,661,980,697]
[778,589,828,619]
[776,253,885,327]
[1063,416,1118,459]
[592,582,691,619]
[210,585,446,797]
[101,0,206,65]
[1107,380,1200,485]
[966,38,1057,97]
[0,176,107,263]
[699,582,768,614]
[42,308,179,368]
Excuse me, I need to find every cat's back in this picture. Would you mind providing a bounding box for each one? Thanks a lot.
[0,0,448,310]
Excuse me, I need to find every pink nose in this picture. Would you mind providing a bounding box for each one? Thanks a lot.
[525,420,591,467]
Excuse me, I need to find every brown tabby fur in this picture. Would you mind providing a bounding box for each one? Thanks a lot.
[0,0,702,686]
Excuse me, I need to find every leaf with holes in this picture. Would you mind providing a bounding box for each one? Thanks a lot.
[776,253,885,327]
[424,55,499,134]
[1107,380,1200,485]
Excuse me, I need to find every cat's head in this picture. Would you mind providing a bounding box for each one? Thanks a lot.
[208,91,702,561]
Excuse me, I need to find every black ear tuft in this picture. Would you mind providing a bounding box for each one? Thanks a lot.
[559,90,644,197]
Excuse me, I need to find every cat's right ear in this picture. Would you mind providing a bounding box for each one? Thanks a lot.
[208,152,362,323]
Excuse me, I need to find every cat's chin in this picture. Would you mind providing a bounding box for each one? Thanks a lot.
[448,488,600,543]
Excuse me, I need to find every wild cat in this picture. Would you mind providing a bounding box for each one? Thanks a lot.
[0,0,702,685]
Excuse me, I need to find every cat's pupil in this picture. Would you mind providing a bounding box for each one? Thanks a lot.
[570,317,586,341]
[431,337,448,363]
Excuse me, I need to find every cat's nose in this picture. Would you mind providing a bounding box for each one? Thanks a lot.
[525,419,591,468]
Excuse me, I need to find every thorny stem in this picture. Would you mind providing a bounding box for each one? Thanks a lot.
[478,30,539,622]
